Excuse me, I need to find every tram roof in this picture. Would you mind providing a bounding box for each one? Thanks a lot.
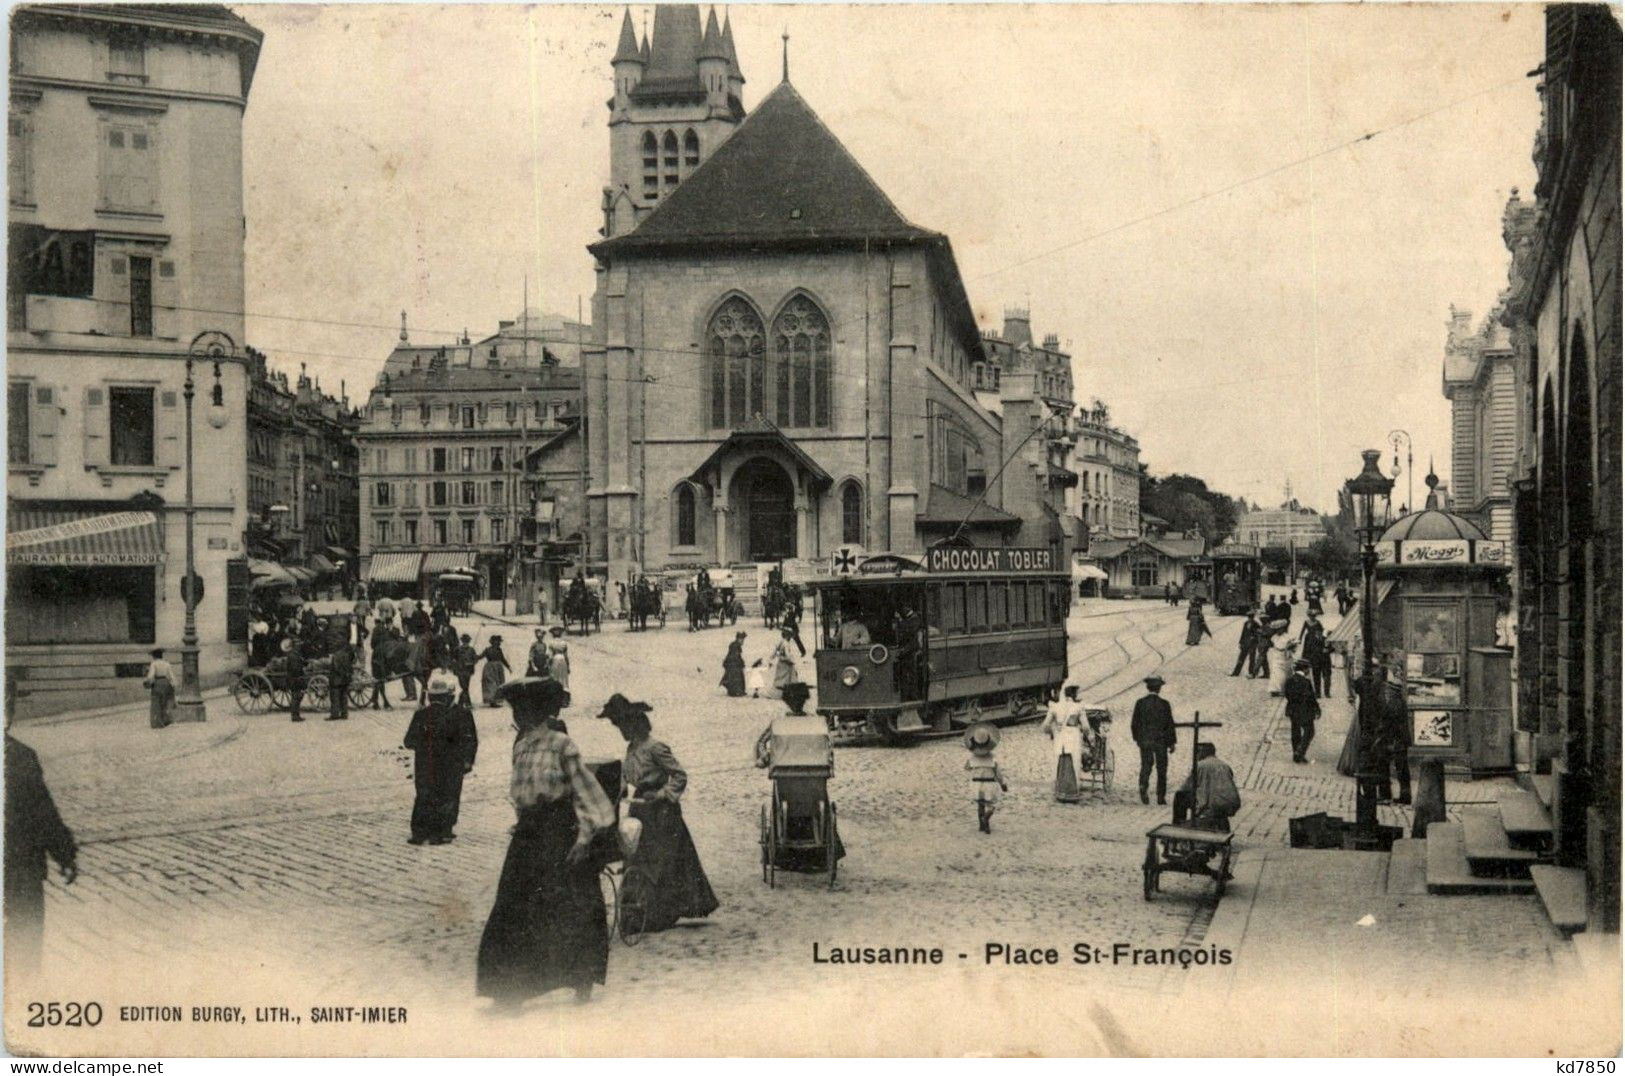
[810,548,1069,586]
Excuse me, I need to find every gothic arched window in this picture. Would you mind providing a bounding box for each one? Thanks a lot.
[641,132,658,198]
[661,130,679,191]
[673,482,697,547]
[840,480,863,546]
[707,296,765,429]
[772,294,831,428]
[683,129,700,172]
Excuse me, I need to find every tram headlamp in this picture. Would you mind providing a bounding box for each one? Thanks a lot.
[840,665,862,688]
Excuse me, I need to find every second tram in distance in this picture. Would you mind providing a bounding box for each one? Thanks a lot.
[809,547,1070,742]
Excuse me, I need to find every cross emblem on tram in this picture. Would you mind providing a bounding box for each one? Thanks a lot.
[832,547,859,576]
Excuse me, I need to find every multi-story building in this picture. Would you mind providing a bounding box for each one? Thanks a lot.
[244,349,361,585]
[1442,304,1519,545]
[1235,497,1328,551]
[356,321,584,610]
[6,4,262,716]
[1074,401,1141,539]
[1502,5,1620,933]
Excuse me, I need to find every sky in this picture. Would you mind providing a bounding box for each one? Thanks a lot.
[239,2,1546,514]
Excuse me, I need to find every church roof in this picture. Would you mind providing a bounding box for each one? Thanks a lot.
[613,8,642,64]
[593,81,937,252]
[699,8,726,60]
[722,13,743,81]
[916,487,1022,531]
[632,4,705,101]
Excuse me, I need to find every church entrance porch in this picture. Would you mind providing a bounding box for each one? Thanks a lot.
[733,457,797,562]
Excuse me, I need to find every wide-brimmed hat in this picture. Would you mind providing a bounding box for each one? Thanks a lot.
[490,635,503,644]
[964,722,1000,753]
[548,626,566,637]
[1143,675,1166,689]
[426,671,458,697]
[493,677,555,705]
[597,692,653,723]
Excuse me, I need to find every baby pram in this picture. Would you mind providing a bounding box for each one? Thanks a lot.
[756,715,842,889]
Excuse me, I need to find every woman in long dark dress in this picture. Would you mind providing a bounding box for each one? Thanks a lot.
[720,631,747,697]
[476,678,617,1008]
[599,694,719,933]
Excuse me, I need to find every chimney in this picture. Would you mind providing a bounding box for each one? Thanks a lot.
[1042,333,1059,352]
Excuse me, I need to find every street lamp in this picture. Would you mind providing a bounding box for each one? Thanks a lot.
[1345,448,1394,843]
[173,333,234,722]
[1388,429,1413,516]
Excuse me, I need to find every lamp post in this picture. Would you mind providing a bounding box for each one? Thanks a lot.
[1388,429,1413,516]
[1345,448,1394,843]
[172,339,231,722]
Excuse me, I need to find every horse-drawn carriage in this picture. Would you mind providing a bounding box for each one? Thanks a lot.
[432,569,480,616]
[626,577,666,631]
[561,578,604,635]
[230,649,374,714]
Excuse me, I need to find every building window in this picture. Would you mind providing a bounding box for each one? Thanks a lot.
[707,295,765,429]
[7,381,31,464]
[461,405,475,429]
[840,481,862,545]
[461,518,476,544]
[461,480,476,505]
[9,112,32,206]
[772,294,831,428]
[1132,558,1158,588]
[431,447,447,472]
[683,128,700,171]
[431,481,448,506]
[419,402,432,425]
[100,122,157,212]
[460,446,476,471]
[108,38,145,82]
[127,256,153,337]
[403,519,418,544]
[674,483,696,546]
[661,130,679,189]
[404,447,417,470]
[641,131,659,198]
[491,518,505,544]
[109,386,154,465]
[433,519,448,544]
[375,481,392,507]
[491,447,504,471]
[490,478,503,503]
[376,520,392,546]
[505,400,517,424]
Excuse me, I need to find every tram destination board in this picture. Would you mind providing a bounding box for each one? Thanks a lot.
[925,547,1059,574]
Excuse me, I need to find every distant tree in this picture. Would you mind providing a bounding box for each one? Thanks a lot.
[1303,534,1358,579]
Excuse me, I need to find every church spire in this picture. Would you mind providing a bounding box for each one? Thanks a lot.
[781,26,789,82]
[612,7,642,64]
[699,7,725,59]
[721,9,743,83]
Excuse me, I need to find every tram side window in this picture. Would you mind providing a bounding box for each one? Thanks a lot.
[988,581,1007,630]
[1051,583,1066,624]
[1010,581,1028,626]
[1029,582,1046,626]
[942,583,965,634]
[966,582,988,633]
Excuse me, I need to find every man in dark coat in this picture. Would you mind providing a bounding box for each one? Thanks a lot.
[403,672,479,844]
[326,643,353,721]
[1230,611,1259,677]
[284,640,307,722]
[5,682,78,981]
[1130,675,1176,805]
[454,633,478,709]
[1357,666,1413,804]
[780,592,806,657]
[1299,613,1331,698]
[1284,659,1320,763]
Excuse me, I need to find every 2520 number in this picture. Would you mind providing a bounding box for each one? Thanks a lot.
[26,1002,103,1028]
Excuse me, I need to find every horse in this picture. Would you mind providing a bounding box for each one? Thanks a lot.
[762,580,784,628]
[628,580,663,632]
[562,587,602,636]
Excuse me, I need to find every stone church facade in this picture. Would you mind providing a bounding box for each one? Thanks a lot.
[584,6,1047,582]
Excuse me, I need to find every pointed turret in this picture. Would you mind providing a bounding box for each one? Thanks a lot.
[612,8,641,63]
[722,11,744,88]
[698,7,728,108]
[639,31,650,64]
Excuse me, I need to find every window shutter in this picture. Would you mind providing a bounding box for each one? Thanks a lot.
[30,384,58,465]
[83,385,109,466]
[156,389,181,468]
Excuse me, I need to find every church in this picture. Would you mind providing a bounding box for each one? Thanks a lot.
[583,5,1064,582]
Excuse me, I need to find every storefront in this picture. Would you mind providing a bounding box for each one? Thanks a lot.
[5,506,164,645]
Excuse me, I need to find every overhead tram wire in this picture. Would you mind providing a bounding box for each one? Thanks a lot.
[177,69,1532,358]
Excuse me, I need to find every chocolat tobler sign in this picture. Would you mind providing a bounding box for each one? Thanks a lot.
[924,547,1058,574]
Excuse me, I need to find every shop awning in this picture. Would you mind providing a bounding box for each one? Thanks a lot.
[368,552,423,583]
[421,551,475,575]
[248,558,298,589]
[307,554,339,575]
[324,546,352,562]
[6,508,163,566]
[1073,563,1108,582]
[285,566,317,584]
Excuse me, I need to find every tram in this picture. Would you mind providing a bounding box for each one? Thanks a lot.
[809,547,1070,742]
[1210,544,1262,615]
[1183,558,1213,604]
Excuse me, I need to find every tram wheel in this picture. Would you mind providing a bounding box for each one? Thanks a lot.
[867,711,905,745]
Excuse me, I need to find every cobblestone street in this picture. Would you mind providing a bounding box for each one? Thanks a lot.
[8,596,1602,1055]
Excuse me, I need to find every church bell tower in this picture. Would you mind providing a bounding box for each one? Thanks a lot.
[602,5,747,238]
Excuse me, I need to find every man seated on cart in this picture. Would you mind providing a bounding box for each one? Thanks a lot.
[1172,742,1241,833]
